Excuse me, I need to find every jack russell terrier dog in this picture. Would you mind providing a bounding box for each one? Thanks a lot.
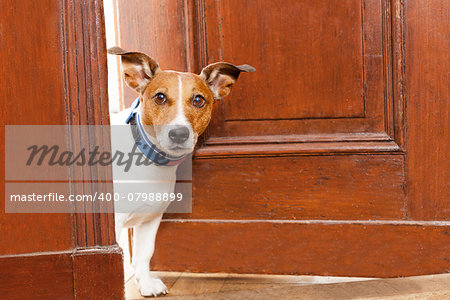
[108,47,254,297]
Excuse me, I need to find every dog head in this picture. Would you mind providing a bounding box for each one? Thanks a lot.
[108,47,255,157]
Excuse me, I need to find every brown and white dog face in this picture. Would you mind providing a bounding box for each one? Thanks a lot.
[108,47,255,157]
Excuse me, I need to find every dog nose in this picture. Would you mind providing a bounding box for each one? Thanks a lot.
[168,126,190,144]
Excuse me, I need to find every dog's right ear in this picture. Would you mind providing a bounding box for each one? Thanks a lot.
[108,47,160,93]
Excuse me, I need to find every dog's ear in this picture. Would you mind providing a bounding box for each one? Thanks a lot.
[108,47,160,93]
[200,62,255,100]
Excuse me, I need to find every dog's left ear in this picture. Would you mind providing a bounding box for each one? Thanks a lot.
[200,63,255,100]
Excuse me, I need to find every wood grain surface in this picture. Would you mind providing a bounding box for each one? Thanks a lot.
[405,0,450,220]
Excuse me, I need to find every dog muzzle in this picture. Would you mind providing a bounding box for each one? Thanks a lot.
[125,98,188,167]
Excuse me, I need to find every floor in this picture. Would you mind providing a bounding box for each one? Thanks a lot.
[120,232,450,299]
[125,271,374,299]
[120,231,372,299]
[125,272,450,299]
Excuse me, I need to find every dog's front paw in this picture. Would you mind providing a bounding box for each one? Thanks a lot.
[136,276,168,297]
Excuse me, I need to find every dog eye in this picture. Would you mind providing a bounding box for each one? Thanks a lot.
[192,95,206,108]
[154,93,167,105]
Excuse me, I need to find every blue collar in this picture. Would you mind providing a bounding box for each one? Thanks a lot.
[126,98,187,166]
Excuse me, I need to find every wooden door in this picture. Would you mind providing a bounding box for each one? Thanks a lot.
[115,0,449,277]
[0,1,123,298]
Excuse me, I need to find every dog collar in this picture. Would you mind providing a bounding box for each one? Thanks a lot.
[126,98,187,166]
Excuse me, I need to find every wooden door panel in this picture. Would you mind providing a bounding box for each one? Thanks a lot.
[154,222,450,277]
[218,0,365,120]
[114,0,449,277]
[117,0,188,107]
[203,0,391,147]
[166,155,405,220]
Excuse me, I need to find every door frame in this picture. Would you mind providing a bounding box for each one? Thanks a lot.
[0,1,123,299]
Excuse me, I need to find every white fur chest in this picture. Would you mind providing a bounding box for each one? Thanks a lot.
[110,108,179,227]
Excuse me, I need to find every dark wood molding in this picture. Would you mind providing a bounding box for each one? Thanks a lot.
[380,0,406,148]
[194,0,209,70]
[192,0,212,148]
[182,0,200,73]
[61,0,115,247]
[196,132,402,157]
[204,132,394,144]
[391,0,407,150]
[194,141,401,158]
